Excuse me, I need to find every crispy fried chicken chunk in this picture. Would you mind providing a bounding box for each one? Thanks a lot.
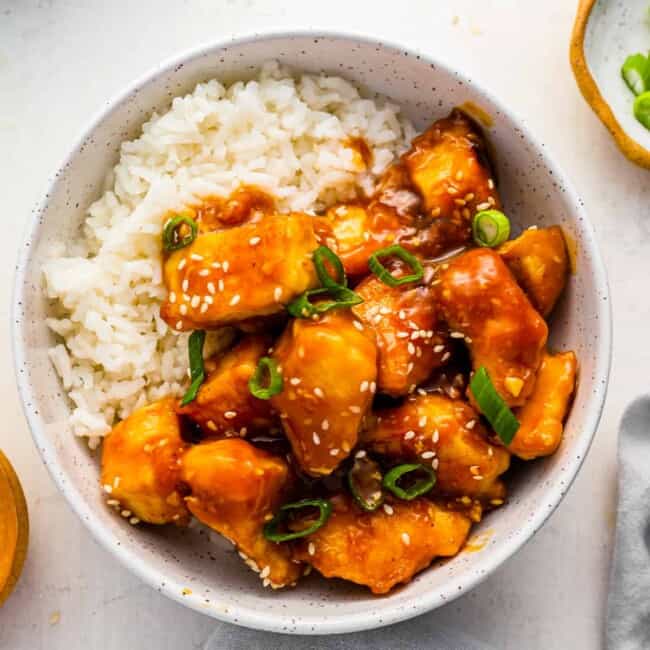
[436,248,548,407]
[271,310,377,476]
[181,439,302,589]
[509,351,577,459]
[292,494,471,594]
[100,398,189,525]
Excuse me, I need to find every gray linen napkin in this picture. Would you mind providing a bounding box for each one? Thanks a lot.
[607,395,650,649]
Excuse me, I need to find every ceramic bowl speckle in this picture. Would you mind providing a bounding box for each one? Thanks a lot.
[571,0,650,168]
[13,31,611,634]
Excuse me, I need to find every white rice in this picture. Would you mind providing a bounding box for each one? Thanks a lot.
[43,62,415,448]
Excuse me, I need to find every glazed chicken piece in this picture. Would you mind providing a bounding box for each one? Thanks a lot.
[363,393,510,502]
[436,248,548,408]
[292,494,471,594]
[100,398,189,525]
[177,334,277,437]
[271,310,377,476]
[498,226,570,317]
[327,110,500,276]
[509,351,577,460]
[353,268,448,396]
[161,213,328,331]
[180,439,302,589]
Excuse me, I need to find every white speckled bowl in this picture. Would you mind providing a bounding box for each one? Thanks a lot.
[13,31,611,634]
[571,0,650,168]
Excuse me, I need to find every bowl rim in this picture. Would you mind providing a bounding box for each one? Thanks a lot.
[570,0,650,169]
[12,28,613,635]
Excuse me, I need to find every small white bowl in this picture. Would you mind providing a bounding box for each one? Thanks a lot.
[13,31,612,634]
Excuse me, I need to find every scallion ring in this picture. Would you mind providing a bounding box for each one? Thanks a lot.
[248,356,283,400]
[368,245,424,287]
[180,329,206,406]
[633,91,650,130]
[469,366,520,445]
[263,498,332,542]
[287,286,363,319]
[621,53,649,96]
[382,463,436,501]
[347,455,384,512]
[472,209,511,248]
[163,215,198,252]
[313,245,347,290]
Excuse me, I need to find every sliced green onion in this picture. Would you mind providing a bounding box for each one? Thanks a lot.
[287,286,363,319]
[163,215,198,252]
[180,330,206,406]
[472,209,511,247]
[313,245,347,290]
[469,366,520,445]
[633,91,650,130]
[621,53,649,96]
[368,245,424,287]
[347,455,384,512]
[382,463,436,501]
[263,498,332,542]
[248,356,283,399]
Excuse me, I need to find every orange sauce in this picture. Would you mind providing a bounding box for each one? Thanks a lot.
[457,101,494,128]
[561,228,578,274]
[344,136,373,170]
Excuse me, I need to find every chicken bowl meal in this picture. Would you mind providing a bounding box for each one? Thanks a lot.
[16,33,610,633]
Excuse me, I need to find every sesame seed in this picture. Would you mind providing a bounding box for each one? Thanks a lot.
[369,381,376,393]
[198,269,209,277]
[404,430,416,440]
[308,542,316,556]
[442,352,451,362]
[207,420,217,431]
[289,377,301,386]
[312,432,320,445]
[432,430,440,443]
[401,532,411,545]
[263,578,271,588]
[182,279,189,293]
[406,362,414,374]
[383,503,394,515]
[379,306,391,315]
[274,287,282,301]
[398,310,406,320]
[465,336,473,344]
[129,517,140,525]
[204,295,213,305]
[411,331,420,340]
[121,510,131,517]
[218,279,224,292]
[352,320,364,331]
[321,419,329,430]
[419,416,427,427]
[178,258,187,270]
[207,282,216,294]
[432,458,439,470]
[373,314,382,324]
[421,451,435,459]
[224,411,237,419]
[103,484,113,494]
[488,447,494,457]
[397,331,409,339]
[169,292,177,304]
[450,331,464,339]
[211,261,221,269]
[355,450,367,459]
[314,387,324,398]
[476,202,491,211]
[229,294,241,306]
[179,304,188,315]
[407,342,415,355]
[175,320,183,330]
[488,179,495,190]
[106,499,119,506]
[222,261,230,272]
[360,380,369,392]
[466,419,476,430]
[470,465,480,475]
[330,448,339,456]
[433,344,445,353]
[190,253,204,261]
[349,405,361,414]
[191,295,200,308]
[200,303,208,314]
[249,236,261,246]
[260,565,271,578]
[473,475,484,481]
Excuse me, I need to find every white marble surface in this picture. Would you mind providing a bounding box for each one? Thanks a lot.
[0,0,647,648]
